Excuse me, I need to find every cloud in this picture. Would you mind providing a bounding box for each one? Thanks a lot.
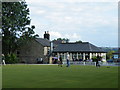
[49,31,82,41]
[26,0,118,46]
[50,31,62,38]
[35,10,46,14]
[64,33,82,41]
[41,2,117,27]
[26,0,118,3]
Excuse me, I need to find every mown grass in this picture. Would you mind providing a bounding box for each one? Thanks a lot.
[2,65,118,88]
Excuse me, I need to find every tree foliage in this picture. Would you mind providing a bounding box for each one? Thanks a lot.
[53,38,69,43]
[76,40,82,43]
[2,1,39,55]
[106,50,115,60]
[5,53,18,64]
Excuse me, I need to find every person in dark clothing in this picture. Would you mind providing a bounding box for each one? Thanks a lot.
[59,56,63,67]
[58,56,63,67]
[96,55,100,67]
[66,59,70,67]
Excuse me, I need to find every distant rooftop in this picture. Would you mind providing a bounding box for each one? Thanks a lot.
[53,42,106,53]
[35,38,50,47]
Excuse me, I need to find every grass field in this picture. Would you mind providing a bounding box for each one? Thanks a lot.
[2,65,118,88]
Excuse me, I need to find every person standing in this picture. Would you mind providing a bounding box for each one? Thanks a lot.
[59,56,63,67]
[96,55,100,68]
[66,52,70,67]
[40,58,43,64]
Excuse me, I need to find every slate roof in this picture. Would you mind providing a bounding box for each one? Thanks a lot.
[53,42,106,53]
[35,38,50,47]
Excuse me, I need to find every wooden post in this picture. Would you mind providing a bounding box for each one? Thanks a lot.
[57,53,60,61]
[77,53,78,59]
[90,53,92,59]
[49,57,52,64]
[83,53,85,60]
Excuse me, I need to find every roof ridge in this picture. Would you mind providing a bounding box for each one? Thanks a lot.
[35,38,50,46]
[97,46,104,51]
[88,43,92,51]
[36,38,50,41]
[60,42,89,44]
[53,42,106,53]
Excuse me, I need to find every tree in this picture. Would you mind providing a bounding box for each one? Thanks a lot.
[106,50,115,60]
[0,2,1,30]
[53,38,70,43]
[76,40,82,43]
[92,56,97,62]
[2,1,38,56]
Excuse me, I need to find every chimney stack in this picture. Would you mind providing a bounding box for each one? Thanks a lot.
[44,31,50,40]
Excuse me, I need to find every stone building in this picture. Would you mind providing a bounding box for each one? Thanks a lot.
[16,31,106,64]
[17,31,50,64]
[52,42,106,63]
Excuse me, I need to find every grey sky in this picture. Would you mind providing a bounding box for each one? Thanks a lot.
[26,0,118,47]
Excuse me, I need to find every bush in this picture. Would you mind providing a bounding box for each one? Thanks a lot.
[92,56,103,62]
[92,56,97,62]
[5,53,19,64]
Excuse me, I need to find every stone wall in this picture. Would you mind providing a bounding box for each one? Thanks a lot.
[17,39,49,64]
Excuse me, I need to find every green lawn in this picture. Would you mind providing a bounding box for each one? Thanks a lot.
[2,65,118,88]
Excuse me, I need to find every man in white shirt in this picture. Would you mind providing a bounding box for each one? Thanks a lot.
[66,52,70,67]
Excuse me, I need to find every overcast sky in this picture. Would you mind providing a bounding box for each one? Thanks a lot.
[26,0,118,47]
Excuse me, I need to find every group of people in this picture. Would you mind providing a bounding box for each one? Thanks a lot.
[58,52,70,67]
[58,53,102,68]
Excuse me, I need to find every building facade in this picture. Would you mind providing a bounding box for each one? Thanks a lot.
[16,31,106,64]
[17,32,50,64]
[113,48,120,61]
[52,42,106,63]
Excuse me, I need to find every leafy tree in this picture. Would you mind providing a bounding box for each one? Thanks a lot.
[53,38,70,43]
[76,40,82,43]
[106,50,115,60]
[92,56,102,62]
[92,56,97,62]
[5,53,18,64]
[2,1,39,56]
[0,2,1,29]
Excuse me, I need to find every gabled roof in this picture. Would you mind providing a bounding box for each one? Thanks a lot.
[35,38,50,47]
[53,42,106,53]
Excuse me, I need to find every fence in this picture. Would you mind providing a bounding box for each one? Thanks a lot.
[63,61,120,66]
